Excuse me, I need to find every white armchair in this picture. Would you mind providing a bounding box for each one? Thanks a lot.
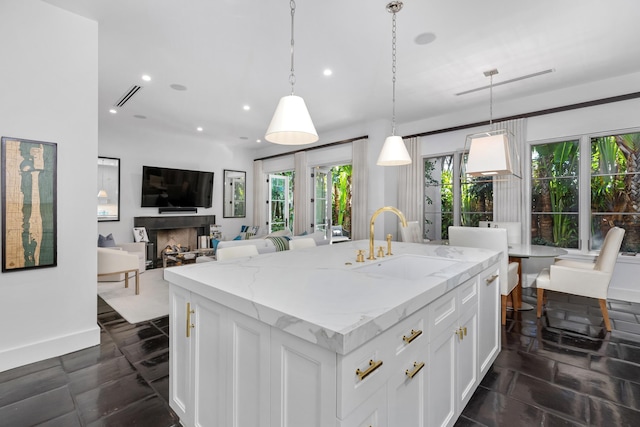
[449,226,519,325]
[400,221,428,243]
[98,242,146,282]
[216,244,259,261]
[97,247,140,295]
[536,226,625,331]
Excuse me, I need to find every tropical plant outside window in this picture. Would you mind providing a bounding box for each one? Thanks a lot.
[331,165,352,235]
[531,140,579,248]
[269,171,294,232]
[460,152,493,227]
[590,132,640,252]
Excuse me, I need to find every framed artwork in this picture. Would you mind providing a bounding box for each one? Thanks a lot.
[1,136,57,272]
[133,227,149,243]
[97,156,120,221]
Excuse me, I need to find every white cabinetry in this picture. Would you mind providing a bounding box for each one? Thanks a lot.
[169,261,500,427]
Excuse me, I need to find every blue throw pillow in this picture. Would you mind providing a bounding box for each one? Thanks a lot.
[98,233,116,247]
[233,235,242,241]
[211,238,220,250]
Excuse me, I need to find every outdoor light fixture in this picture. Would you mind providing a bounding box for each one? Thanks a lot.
[265,0,318,145]
[464,69,519,177]
[377,1,411,166]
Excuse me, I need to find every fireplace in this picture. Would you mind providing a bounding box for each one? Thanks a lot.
[134,215,216,268]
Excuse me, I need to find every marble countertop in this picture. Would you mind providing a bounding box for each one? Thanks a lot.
[164,240,500,355]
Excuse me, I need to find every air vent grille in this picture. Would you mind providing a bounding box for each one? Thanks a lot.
[114,85,142,107]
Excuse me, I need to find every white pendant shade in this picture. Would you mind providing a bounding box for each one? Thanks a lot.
[377,135,411,166]
[466,133,512,176]
[265,95,318,145]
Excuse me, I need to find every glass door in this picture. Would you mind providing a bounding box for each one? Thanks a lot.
[268,174,290,233]
[313,167,331,238]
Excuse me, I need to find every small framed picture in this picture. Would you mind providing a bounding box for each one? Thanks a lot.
[133,227,149,243]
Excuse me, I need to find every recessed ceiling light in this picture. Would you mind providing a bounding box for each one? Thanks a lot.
[109,109,117,114]
[197,127,203,132]
[134,114,147,119]
[414,32,436,45]
[141,74,151,82]
[323,69,333,76]
[256,139,262,143]
[243,105,250,111]
[170,84,187,91]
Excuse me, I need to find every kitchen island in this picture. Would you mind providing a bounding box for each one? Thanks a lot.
[165,240,502,427]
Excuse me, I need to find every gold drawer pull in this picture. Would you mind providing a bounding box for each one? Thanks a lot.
[405,361,425,379]
[356,359,383,381]
[463,326,467,336]
[456,328,463,340]
[402,329,423,344]
[186,302,195,338]
[486,274,499,284]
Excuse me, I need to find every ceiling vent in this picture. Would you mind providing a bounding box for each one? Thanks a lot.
[455,69,555,96]
[114,85,142,107]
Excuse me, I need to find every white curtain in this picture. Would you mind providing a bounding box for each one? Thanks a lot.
[253,160,265,231]
[293,151,309,235]
[351,138,368,240]
[397,137,423,232]
[493,118,527,243]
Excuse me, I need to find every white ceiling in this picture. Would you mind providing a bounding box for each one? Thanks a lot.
[44,0,640,151]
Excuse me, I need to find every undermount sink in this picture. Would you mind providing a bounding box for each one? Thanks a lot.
[354,254,459,281]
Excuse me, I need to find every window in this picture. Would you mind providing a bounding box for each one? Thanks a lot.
[590,132,640,252]
[530,140,579,248]
[424,155,453,240]
[424,154,493,240]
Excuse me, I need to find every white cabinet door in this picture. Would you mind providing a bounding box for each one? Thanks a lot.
[428,327,456,427]
[456,303,478,409]
[270,328,337,427]
[340,386,387,427]
[477,266,500,376]
[226,309,271,427]
[191,294,226,427]
[388,355,427,426]
[169,285,192,425]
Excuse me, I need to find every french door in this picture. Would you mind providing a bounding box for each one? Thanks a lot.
[313,167,331,238]
[268,174,290,233]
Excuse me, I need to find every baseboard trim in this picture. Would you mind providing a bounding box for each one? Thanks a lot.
[0,325,100,373]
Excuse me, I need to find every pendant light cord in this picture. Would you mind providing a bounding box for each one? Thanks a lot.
[489,73,493,126]
[289,0,296,95]
[391,8,397,136]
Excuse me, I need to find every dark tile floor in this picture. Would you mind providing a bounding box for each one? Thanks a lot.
[2,290,640,426]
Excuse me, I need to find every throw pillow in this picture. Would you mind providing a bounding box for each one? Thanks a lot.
[98,233,116,247]
[245,232,255,240]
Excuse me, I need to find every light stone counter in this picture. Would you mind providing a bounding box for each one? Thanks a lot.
[164,240,500,355]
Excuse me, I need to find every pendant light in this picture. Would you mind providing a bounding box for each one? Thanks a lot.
[265,0,318,145]
[464,69,519,177]
[377,1,411,166]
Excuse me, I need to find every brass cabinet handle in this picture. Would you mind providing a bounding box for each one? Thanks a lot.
[456,328,463,340]
[463,326,467,336]
[405,361,425,379]
[402,329,423,344]
[486,274,499,284]
[356,359,383,381]
[186,302,195,338]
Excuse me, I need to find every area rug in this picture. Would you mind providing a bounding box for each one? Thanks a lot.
[98,268,169,324]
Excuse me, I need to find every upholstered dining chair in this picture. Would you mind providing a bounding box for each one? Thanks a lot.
[536,226,625,332]
[289,238,316,250]
[449,226,519,325]
[478,221,522,245]
[216,244,259,261]
[97,247,140,295]
[400,221,426,243]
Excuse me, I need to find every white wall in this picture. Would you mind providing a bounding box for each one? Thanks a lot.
[0,0,99,372]
[98,121,256,244]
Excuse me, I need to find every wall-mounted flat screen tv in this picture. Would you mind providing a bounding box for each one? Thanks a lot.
[141,165,214,208]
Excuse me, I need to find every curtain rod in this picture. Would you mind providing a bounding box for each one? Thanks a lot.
[404,91,640,139]
[254,135,368,161]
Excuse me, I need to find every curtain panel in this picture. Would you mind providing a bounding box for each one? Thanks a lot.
[351,138,369,240]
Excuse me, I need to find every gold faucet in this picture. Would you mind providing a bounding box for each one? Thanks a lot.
[369,206,407,260]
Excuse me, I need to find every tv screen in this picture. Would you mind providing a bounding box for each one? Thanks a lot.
[141,166,214,208]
